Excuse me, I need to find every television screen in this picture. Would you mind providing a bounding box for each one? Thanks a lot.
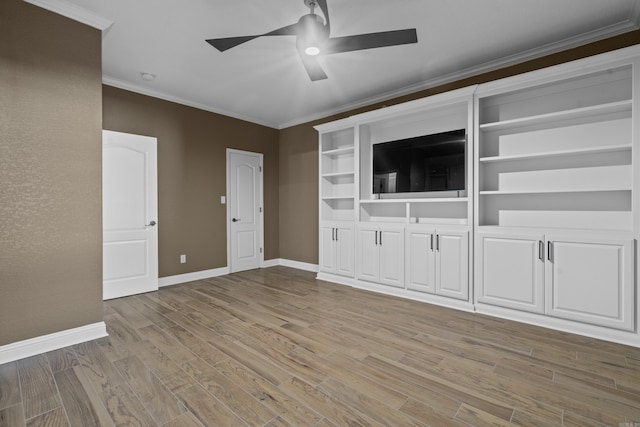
[373,129,466,195]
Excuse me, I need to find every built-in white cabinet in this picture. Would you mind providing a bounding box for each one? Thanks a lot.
[476,230,545,313]
[319,222,355,277]
[406,227,469,300]
[545,234,634,331]
[477,230,634,331]
[357,225,405,288]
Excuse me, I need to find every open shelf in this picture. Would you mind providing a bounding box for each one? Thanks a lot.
[479,100,631,132]
[480,188,631,195]
[479,144,631,163]
[322,146,355,156]
[322,171,355,178]
[360,197,468,204]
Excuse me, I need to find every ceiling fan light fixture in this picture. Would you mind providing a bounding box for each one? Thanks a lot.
[305,45,321,56]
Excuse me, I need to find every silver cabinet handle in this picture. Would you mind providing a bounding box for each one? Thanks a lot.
[538,240,544,261]
[436,234,440,251]
[375,230,378,246]
[145,221,156,227]
[335,228,339,242]
[379,231,382,246]
[430,234,434,251]
[547,241,552,262]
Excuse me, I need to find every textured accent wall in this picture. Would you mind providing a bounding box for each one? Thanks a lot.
[0,1,103,345]
[277,31,640,264]
[102,87,280,277]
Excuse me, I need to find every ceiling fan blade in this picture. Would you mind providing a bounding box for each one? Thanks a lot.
[299,53,328,81]
[323,28,417,54]
[315,0,330,30]
[206,23,300,52]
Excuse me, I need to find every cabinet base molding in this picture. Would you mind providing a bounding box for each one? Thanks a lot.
[317,272,475,313]
[475,303,640,349]
[0,322,108,365]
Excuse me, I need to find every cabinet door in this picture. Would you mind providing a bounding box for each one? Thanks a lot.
[357,226,379,282]
[405,228,436,293]
[476,231,545,313]
[379,226,405,288]
[319,225,336,273]
[335,225,355,277]
[435,229,469,300]
[545,234,634,331]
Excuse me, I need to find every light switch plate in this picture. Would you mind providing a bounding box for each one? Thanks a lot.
[221,196,226,204]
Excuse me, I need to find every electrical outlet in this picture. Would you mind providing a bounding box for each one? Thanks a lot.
[220,195,226,204]
[180,254,186,264]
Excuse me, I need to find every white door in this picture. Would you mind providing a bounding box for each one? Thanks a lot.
[227,149,263,273]
[357,226,379,282]
[476,230,545,313]
[545,234,634,331]
[435,229,469,300]
[378,226,405,288]
[102,130,158,300]
[335,224,355,277]
[405,227,436,294]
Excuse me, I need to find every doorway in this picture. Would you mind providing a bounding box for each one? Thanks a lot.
[226,149,264,273]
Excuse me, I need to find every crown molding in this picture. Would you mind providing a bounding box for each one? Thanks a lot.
[24,0,113,31]
[279,17,640,129]
[102,76,279,129]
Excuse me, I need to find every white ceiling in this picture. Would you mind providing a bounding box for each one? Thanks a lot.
[28,0,640,128]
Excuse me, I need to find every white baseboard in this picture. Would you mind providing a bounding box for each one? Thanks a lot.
[276,258,319,273]
[261,259,280,268]
[0,322,107,365]
[158,266,230,288]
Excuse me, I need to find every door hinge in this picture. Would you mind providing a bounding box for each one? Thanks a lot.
[259,166,262,172]
[259,207,262,213]
[260,247,263,253]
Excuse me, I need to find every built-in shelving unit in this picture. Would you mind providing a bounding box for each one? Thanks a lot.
[316,45,640,347]
[475,63,633,232]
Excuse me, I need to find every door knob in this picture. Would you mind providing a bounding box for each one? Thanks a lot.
[232,218,240,222]
[145,220,156,227]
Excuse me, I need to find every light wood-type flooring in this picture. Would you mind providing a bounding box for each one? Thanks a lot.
[2,266,640,426]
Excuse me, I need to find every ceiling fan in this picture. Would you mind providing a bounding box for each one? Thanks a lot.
[206,0,418,81]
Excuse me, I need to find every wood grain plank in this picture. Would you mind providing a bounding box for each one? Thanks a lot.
[46,349,78,374]
[137,325,196,364]
[17,354,62,419]
[0,404,24,427]
[455,403,513,426]
[176,385,246,427]
[318,377,428,427]
[72,341,156,427]
[128,340,197,394]
[214,358,322,427]
[54,366,114,427]
[113,356,185,424]
[278,376,383,427]
[181,357,275,427]
[25,407,69,427]
[161,325,228,366]
[160,411,203,427]
[0,362,21,410]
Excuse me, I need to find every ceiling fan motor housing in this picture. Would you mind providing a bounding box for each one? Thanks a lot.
[297,13,329,54]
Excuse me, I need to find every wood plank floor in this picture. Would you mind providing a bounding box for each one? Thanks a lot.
[2,266,640,426]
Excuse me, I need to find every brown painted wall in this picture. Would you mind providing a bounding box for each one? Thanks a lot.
[102,87,280,277]
[278,31,640,264]
[0,1,103,345]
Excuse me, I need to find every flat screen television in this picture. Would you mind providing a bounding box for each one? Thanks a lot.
[373,129,466,197]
